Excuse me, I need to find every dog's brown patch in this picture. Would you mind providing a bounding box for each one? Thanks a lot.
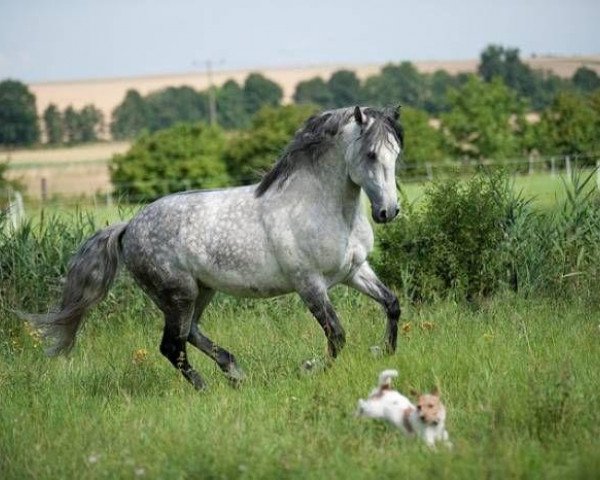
[402,407,415,433]
[370,384,391,399]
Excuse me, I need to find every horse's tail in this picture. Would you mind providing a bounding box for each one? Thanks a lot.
[18,222,128,356]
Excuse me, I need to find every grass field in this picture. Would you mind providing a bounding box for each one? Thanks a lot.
[2,172,599,479]
[1,292,599,479]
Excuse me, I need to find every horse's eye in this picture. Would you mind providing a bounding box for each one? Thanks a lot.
[367,151,377,160]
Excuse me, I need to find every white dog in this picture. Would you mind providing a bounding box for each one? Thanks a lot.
[357,369,451,448]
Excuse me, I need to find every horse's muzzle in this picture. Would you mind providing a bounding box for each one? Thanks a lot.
[373,206,400,224]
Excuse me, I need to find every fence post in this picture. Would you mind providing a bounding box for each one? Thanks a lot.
[40,178,48,203]
[528,154,534,175]
[550,157,556,176]
[565,155,572,178]
[105,191,113,207]
[425,162,433,181]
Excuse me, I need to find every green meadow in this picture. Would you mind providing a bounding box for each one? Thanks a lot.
[1,171,599,479]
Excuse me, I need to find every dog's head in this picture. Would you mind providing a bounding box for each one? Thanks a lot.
[413,387,446,426]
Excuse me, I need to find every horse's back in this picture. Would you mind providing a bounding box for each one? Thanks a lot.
[121,186,292,297]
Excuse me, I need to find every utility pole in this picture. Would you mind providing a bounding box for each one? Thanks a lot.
[205,60,217,126]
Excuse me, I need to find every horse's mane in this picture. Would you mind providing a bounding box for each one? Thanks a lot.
[255,106,403,197]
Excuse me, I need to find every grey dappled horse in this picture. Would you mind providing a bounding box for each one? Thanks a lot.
[22,106,403,390]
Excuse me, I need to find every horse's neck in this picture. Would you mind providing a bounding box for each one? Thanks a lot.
[285,145,363,223]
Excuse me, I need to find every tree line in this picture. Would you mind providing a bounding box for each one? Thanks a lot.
[1,44,599,150]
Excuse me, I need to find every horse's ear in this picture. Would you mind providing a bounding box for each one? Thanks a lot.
[393,104,402,121]
[354,106,365,125]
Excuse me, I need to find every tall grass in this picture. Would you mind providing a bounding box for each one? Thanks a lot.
[1,176,599,478]
[375,169,600,305]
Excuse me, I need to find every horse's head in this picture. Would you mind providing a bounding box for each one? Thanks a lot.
[344,106,403,224]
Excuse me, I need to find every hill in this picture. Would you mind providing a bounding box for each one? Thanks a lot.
[29,55,600,122]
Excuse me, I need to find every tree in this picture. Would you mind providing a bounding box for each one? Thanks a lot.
[423,70,466,114]
[293,77,332,108]
[216,80,250,130]
[0,79,40,147]
[63,106,81,143]
[243,73,283,116]
[327,70,361,108]
[572,67,600,94]
[224,104,317,185]
[145,86,209,132]
[62,104,104,143]
[110,89,149,140]
[363,62,426,109]
[441,76,527,160]
[111,122,229,201]
[400,107,444,169]
[42,104,64,145]
[78,104,104,142]
[535,91,597,157]
[477,44,570,110]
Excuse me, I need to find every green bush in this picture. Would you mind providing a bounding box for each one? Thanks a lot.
[375,172,518,302]
[110,122,229,201]
[374,170,600,305]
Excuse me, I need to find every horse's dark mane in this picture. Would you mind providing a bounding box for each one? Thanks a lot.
[255,106,403,197]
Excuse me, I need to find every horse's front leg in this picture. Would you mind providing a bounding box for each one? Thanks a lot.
[345,262,400,354]
[298,281,346,358]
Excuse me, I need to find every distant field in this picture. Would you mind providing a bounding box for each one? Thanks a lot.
[3,142,130,199]
[29,55,600,128]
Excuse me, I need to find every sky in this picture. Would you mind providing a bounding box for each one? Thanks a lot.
[1,0,599,83]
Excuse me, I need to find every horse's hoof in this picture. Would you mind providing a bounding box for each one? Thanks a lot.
[225,363,245,387]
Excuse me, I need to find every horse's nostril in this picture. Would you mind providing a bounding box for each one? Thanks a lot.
[380,209,387,220]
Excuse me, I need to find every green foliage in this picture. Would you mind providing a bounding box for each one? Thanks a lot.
[62,104,104,144]
[363,62,426,109]
[478,44,571,110]
[375,170,600,305]
[110,89,150,140]
[572,66,600,94]
[216,80,250,130]
[110,122,229,201]
[399,107,444,169]
[224,104,317,185]
[243,73,283,116]
[0,79,40,146]
[293,77,333,108]
[441,76,527,159]
[327,70,361,108]
[1,209,598,478]
[78,105,104,142]
[534,91,599,157]
[422,70,468,114]
[375,172,519,302]
[145,86,209,132]
[508,170,600,301]
[42,104,64,145]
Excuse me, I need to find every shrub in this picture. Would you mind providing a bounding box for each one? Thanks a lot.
[110,122,229,201]
[374,172,526,302]
[374,170,600,305]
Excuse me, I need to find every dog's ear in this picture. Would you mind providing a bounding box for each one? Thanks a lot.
[431,385,441,397]
[409,387,419,397]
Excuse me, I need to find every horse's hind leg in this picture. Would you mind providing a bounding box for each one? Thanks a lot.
[157,285,206,390]
[187,288,245,383]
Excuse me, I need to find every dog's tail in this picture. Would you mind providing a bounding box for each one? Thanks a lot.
[378,369,399,388]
